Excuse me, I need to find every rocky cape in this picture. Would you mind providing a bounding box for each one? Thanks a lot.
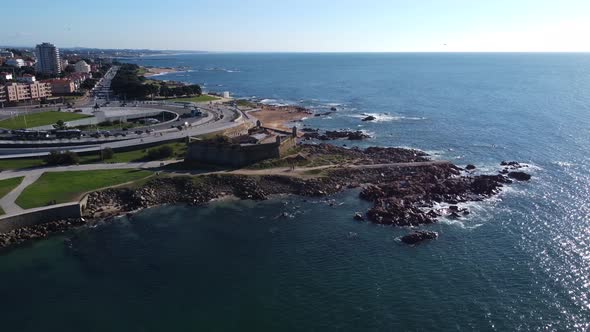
[0,145,531,249]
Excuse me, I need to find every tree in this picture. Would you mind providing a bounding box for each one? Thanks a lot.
[173,86,184,97]
[182,86,193,96]
[160,85,171,97]
[21,66,36,76]
[53,120,67,130]
[189,84,202,96]
[64,65,76,73]
[147,145,174,160]
[146,84,160,100]
[44,150,80,166]
[101,147,114,160]
[81,78,98,90]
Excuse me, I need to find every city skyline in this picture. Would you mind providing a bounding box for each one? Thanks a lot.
[2,0,590,52]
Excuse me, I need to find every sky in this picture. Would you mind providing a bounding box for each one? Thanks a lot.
[2,0,590,52]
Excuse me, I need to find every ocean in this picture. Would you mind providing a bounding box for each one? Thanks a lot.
[1,53,590,331]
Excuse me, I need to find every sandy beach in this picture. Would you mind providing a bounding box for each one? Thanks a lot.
[247,104,312,132]
[142,66,180,77]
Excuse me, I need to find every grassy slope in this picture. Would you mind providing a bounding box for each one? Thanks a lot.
[0,177,25,215]
[16,169,152,209]
[0,158,45,170]
[0,141,187,171]
[0,176,24,198]
[0,111,91,129]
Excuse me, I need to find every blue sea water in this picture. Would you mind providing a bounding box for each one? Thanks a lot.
[1,53,590,331]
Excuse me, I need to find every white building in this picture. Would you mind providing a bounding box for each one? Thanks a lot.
[74,60,91,73]
[5,58,25,67]
[35,42,62,75]
[0,50,14,58]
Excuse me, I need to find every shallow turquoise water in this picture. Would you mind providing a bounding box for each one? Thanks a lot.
[1,53,590,330]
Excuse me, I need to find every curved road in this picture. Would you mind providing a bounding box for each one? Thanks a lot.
[0,102,250,158]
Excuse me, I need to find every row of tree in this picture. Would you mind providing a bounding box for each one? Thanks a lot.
[148,84,202,99]
[110,63,202,100]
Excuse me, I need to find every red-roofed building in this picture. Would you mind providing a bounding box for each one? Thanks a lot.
[42,78,76,94]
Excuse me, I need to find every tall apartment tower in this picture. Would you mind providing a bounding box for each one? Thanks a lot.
[35,42,62,75]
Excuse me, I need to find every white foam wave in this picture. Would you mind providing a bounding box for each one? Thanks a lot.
[204,67,240,73]
[554,161,575,167]
[259,98,294,107]
[351,113,426,122]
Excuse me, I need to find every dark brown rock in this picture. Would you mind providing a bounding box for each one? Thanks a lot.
[508,171,532,181]
[401,230,438,244]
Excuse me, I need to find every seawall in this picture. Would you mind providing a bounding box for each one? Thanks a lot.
[0,203,82,233]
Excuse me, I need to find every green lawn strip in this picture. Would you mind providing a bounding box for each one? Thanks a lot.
[0,176,24,199]
[0,142,187,170]
[165,95,220,103]
[0,176,25,215]
[81,141,187,164]
[0,158,45,170]
[16,169,153,209]
[0,111,92,129]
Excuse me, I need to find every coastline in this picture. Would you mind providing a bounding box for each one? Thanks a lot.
[142,66,181,77]
[0,144,531,249]
[241,103,313,132]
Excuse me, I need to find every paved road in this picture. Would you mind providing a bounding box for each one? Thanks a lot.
[0,103,250,158]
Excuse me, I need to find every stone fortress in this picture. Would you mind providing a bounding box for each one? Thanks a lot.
[185,120,297,167]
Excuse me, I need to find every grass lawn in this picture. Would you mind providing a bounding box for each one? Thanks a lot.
[0,176,24,198]
[0,158,45,170]
[16,169,153,209]
[0,111,92,129]
[167,95,220,103]
[80,141,187,164]
[0,177,25,215]
[0,141,187,170]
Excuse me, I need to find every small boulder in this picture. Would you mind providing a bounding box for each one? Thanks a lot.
[353,212,365,221]
[448,212,461,219]
[465,164,476,171]
[362,115,376,122]
[401,230,438,245]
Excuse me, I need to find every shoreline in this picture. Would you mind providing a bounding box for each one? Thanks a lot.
[0,144,531,249]
[240,102,313,132]
[142,66,182,77]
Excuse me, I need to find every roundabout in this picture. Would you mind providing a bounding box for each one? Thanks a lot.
[0,101,251,158]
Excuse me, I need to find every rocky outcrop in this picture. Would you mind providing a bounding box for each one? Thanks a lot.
[362,115,376,122]
[0,144,529,249]
[401,230,438,244]
[303,129,371,141]
[0,218,88,249]
[508,171,532,181]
